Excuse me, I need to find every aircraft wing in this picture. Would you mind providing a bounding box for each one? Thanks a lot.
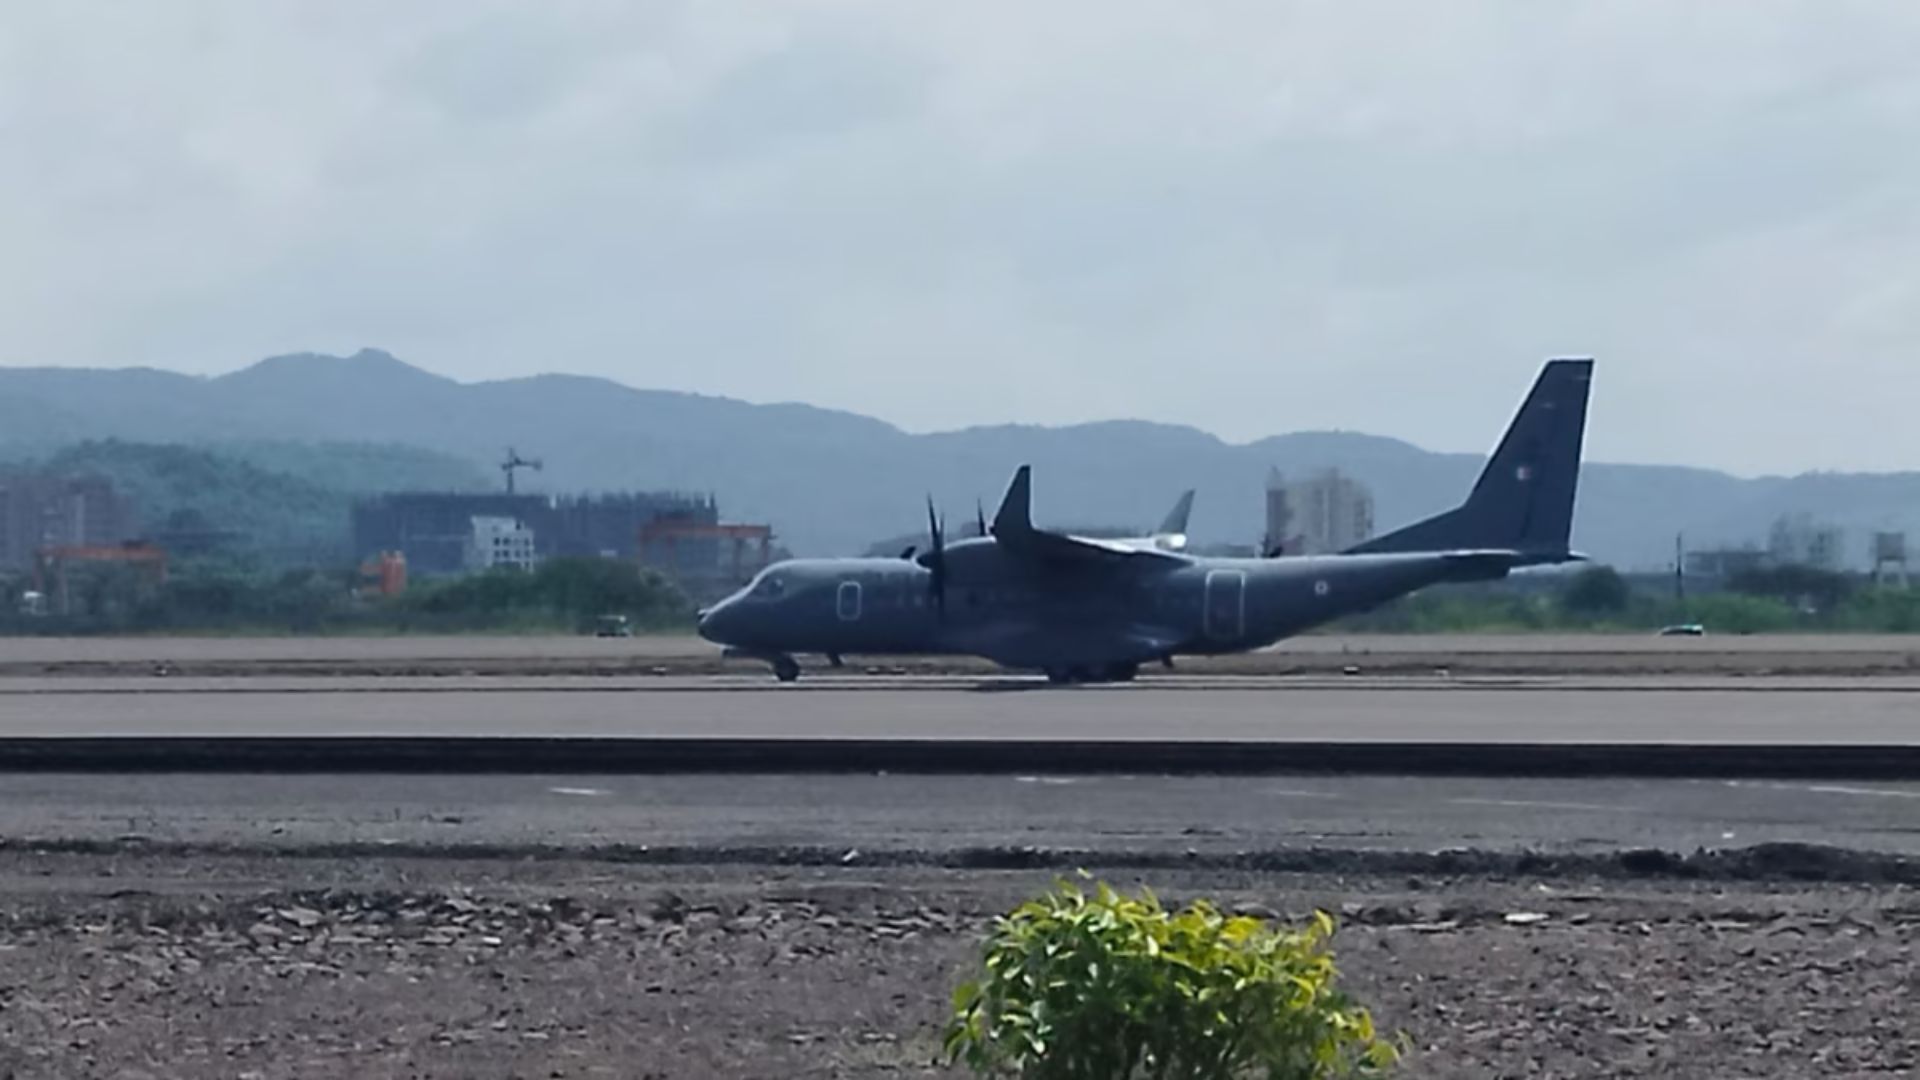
[991,466,1188,568]
[1016,527,1188,566]
[1431,548,1584,577]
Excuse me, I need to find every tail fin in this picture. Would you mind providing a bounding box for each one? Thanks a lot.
[992,465,1035,538]
[1158,490,1195,536]
[1347,358,1592,562]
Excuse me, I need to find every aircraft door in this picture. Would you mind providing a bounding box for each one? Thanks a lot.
[836,580,863,622]
[1204,570,1245,640]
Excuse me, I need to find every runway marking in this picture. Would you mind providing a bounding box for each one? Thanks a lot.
[1449,797,1622,813]
[548,787,610,797]
[1015,777,1080,785]
[1727,781,1920,801]
[1805,784,1920,800]
[1264,788,1345,799]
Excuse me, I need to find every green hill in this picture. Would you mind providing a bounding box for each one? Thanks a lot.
[8,349,1920,566]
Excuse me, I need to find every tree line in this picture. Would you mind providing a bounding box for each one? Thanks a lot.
[1336,564,1920,634]
[0,556,691,635]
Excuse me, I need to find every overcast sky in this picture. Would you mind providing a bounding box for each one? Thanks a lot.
[4,3,1918,475]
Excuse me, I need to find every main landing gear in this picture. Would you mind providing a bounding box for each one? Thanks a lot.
[1043,662,1139,685]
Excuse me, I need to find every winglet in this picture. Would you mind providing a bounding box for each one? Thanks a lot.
[992,465,1034,539]
[1158,490,1195,536]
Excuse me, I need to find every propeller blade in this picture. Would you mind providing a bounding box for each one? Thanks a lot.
[936,513,948,615]
[925,497,947,616]
[975,500,987,538]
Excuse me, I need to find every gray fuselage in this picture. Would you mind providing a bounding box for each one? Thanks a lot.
[695,538,1504,673]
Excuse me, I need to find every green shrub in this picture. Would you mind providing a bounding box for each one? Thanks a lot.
[1560,565,1631,617]
[945,878,1398,1079]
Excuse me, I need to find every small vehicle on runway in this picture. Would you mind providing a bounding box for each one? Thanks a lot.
[699,359,1594,683]
[592,614,633,638]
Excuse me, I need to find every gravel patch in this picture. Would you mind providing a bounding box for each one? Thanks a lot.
[0,854,1913,1078]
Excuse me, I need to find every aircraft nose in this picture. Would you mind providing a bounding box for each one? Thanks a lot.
[696,599,732,643]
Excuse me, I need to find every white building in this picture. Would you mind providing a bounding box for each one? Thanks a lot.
[466,516,538,572]
[1269,468,1374,555]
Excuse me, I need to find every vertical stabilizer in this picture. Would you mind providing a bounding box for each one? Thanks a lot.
[1347,359,1592,560]
[991,465,1035,539]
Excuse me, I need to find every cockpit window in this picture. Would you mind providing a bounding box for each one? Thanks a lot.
[753,573,786,599]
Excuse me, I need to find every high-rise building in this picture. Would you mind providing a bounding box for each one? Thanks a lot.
[1262,467,1293,556]
[1270,468,1374,555]
[0,472,136,571]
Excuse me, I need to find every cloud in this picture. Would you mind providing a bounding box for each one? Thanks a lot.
[3,2,1918,474]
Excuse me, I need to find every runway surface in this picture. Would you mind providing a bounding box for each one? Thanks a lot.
[2,673,1918,776]
[5,678,1917,743]
[7,772,1919,857]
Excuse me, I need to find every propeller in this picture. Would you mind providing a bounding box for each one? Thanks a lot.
[925,497,948,616]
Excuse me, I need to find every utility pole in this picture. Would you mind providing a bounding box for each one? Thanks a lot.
[1674,532,1686,607]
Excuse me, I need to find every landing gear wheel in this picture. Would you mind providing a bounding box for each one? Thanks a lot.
[772,656,801,683]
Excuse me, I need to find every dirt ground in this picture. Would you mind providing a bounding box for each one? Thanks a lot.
[0,853,1912,1079]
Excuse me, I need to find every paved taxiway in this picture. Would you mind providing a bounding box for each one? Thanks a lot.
[6,772,1918,857]
[4,678,1917,744]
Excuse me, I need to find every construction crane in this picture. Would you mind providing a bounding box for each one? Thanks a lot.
[501,447,543,495]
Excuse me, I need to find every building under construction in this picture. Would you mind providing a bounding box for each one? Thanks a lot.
[637,518,777,603]
[350,491,730,577]
[0,471,137,573]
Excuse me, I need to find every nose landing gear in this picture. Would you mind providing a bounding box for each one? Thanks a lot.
[771,655,801,683]
[723,648,803,683]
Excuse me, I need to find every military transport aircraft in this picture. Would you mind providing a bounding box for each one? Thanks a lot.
[698,358,1592,683]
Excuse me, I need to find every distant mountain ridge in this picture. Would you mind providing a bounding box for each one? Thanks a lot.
[4,349,1918,568]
